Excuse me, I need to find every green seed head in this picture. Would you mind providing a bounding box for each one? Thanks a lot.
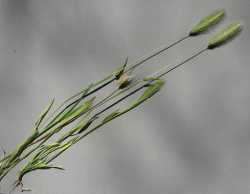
[190,9,225,36]
[208,22,242,49]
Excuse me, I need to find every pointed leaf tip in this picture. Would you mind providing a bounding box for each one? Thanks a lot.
[190,9,225,36]
[125,79,165,112]
[115,57,129,79]
[35,98,55,129]
[208,22,242,49]
[102,109,120,123]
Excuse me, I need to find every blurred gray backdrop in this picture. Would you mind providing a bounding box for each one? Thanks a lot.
[0,0,250,193]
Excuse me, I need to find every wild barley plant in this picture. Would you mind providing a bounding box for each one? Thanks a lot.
[0,9,242,192]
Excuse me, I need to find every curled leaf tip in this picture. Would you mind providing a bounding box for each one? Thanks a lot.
[115,57,129,79]
[190,9,225,36]
[208,22,242,49]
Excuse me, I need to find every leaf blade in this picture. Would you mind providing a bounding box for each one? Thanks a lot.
[102,109,120,124]
[35,98,55,130]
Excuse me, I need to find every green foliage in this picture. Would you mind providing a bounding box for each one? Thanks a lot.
[0,8,243,191]
[102,109,121,123]
[35,99,55,131]
[101,79,165,125]
[128,79,165,111]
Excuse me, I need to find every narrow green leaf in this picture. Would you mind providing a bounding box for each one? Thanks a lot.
[77,118,95,134]
[208,22,242,49]
[130,79,165,109]
[102,109,120,124]
[50,97,95,133]
[19,161,64,181]
[46,84,94,128]
[35,98,55,130]
[120,79,165,115]
[33,143,60,161]
[99,79,165,124]
[64,97,95,120]
[47,137,80,164]
[56,118,88,143]
[190,9,225,36]
[39,164,65,171]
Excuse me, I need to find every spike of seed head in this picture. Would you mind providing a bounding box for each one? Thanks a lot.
[190,9,225,36]
[208,22,242,49]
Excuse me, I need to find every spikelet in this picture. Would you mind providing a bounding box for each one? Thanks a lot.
[190,9,225,36]
[208,22,242,49]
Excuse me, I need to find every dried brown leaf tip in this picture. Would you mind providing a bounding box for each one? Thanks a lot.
[116,73,133,89]
[115,57,128,80]
[115,57,134,89]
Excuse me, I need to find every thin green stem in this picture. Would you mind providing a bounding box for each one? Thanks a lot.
[43,47,207,167]
[45,35,190,130]
[0,89,123,176]
[126,35,190,73]
[30,35,191,146]
[49,47,207,150]
[0,36,196,184]
[156,48,208,78]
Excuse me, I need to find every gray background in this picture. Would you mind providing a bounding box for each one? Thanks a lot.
[0,0,250,193]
